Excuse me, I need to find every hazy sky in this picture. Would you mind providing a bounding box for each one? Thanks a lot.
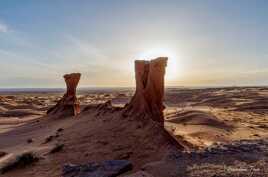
[0,0,268,88]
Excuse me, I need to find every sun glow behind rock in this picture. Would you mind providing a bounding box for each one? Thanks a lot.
[136,48,180,81]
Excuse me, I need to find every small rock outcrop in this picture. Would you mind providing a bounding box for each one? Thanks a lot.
[62,160,132,177]
[47,73,81,117]
[123,57,168,125]
[0,152,39,174]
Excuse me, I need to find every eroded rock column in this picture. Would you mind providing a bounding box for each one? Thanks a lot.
[47,73,81,117]
[123,57,168,125]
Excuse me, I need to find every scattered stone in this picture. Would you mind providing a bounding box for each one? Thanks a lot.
[55,134,60,138]
[116,151,133,160]
[27,138,33,144]
[57,128,64,132]
[49,144,64,154]
[43,135,55,144]
[62,160,132,177]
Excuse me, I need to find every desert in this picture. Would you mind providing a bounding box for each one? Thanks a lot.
[0,81,267,176]
[1,1,268,176]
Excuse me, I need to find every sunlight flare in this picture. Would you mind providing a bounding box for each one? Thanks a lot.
[136,48,180,81]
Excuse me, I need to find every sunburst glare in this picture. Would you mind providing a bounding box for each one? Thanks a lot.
[136,47,180,81]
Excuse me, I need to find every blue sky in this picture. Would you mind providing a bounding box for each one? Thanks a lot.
[0,0,268,88]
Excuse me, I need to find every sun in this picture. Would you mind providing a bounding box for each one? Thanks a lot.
[136,48,180,81]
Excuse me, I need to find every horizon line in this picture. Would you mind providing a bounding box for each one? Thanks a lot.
[0,85,268,90]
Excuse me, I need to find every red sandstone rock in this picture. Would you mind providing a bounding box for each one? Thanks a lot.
[123,57,168,125]
[47,73,81,117]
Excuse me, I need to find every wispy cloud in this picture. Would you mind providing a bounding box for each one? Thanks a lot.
[0,22,8,33]
[50,35,110,71]
[0,48,60,77]
[65,35,108,62]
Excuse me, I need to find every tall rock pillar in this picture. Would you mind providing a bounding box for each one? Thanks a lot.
[47,73,81,117]
[123,57,168,125]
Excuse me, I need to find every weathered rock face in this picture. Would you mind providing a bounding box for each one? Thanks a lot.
[123,57,168,125]
[47,73,81,117]
[62,160,132,177]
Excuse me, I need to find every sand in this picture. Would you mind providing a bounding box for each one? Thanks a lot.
[0,87,267,177]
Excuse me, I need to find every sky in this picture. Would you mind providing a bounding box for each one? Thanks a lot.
[0,0,268,88]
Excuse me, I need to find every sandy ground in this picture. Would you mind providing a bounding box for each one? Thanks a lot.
[0,87,267,177]
[164,87,268,148]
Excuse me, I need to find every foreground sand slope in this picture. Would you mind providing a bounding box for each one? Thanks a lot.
[0,104,175,177]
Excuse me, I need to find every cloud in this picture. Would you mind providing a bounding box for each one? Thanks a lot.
[0,48,60,77]
[66,35,108,61]
[49,35,111,71]
[0,22,8,33]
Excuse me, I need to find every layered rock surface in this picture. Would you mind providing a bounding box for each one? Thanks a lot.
[62,160,132,177]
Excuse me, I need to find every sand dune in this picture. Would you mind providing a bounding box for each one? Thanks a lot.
[166,110,231,129]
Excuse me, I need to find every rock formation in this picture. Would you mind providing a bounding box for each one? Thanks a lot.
[47,73,81,117]
[123,57,168,125]
[62,160,132,177]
